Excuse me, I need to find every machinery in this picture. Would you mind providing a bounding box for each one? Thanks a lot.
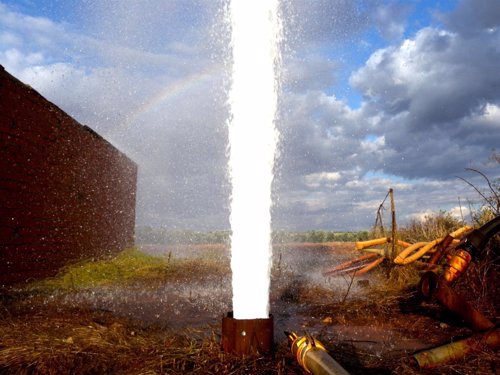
[418,215,500,324]
[414,215,500,368]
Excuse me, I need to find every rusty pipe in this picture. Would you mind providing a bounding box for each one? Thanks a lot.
[221,312,273,355]
[442,248,472,284]
[463,215,500,255]
[418,271,494,331]
[436,217,500,283]
[286,332,350,375]
[427,234,454,266]
[413,327,500,368]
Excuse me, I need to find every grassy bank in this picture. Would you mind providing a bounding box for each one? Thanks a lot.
[29,248,228,292]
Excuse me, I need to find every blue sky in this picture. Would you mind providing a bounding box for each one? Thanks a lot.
[1,0,499,231]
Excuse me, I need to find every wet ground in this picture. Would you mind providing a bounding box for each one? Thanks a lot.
[72,242,363,331]
[1,243,498,374]
[90,243,423,355]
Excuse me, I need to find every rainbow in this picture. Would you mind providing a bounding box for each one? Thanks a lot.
[106,64,222,136]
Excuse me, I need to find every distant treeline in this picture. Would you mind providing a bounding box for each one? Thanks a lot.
[135,226,369,245]
[272,230,370,243]
[135,227,230,245]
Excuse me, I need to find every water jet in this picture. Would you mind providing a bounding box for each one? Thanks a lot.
[222,0,281,354]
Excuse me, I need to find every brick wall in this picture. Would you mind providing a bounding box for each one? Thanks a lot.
[0,66,138,286]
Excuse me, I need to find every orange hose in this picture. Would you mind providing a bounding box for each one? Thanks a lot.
[353,257,385,275]
[323,253,378,275]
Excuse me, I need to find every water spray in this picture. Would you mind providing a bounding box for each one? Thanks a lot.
[222,0,281,354]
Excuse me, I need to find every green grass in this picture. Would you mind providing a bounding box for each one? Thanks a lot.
[32,248,169,291]
[29,248,230,292]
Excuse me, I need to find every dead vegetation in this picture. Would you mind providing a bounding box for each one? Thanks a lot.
[1,229,498,374]
[0,303,302,375]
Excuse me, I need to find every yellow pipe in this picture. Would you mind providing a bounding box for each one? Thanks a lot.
[394,226,473,265]
[413,328,500,368]
[362,248,386,256]
[449,225,473,239]
[395,239,440,265]
[397,239,411,248]
[393,242,428,264]
[355,237,388,250]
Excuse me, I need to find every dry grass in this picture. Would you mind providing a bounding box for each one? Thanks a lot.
[374,263,424,292]
[0,304,302,375]
[397,212,464,243]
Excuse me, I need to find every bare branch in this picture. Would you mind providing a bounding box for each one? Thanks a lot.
[465,168,500,209]
[340,271,356,305]
[456,175,498,214]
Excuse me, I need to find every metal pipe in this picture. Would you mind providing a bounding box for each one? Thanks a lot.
[442,248,472,283]
[418,271,494,331]
[286,331,350,375]
[221,312,273,355]
[413,217,500,368]
[427,234,454,266]
[413,328,500,368]
[465,215,500,253]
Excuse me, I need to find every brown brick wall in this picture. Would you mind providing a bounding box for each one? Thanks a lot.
[0,65,137,286]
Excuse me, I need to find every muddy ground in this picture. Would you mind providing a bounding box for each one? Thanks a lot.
[0,243,498,374]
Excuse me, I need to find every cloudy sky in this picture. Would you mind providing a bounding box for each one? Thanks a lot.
[1,0,499,231]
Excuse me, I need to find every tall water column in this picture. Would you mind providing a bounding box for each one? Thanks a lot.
[222,0,281,355]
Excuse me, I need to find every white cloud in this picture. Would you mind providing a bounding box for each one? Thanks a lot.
[360,135,385,152]
[2,0,498,232]
[406,210,437,223]
[444,0,500,35]
[282,54,338,92]
[0,3,69,55]
[1,48,44,71]
[480,103,500,126]
[303,171,341,188]
[372,2,410,41]
[349,22,500,180]
[0,30,22,46]
[449,206,470,221]
[303,194,329,212]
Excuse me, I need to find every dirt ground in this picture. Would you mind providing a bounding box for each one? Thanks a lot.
[0,243,498,374]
